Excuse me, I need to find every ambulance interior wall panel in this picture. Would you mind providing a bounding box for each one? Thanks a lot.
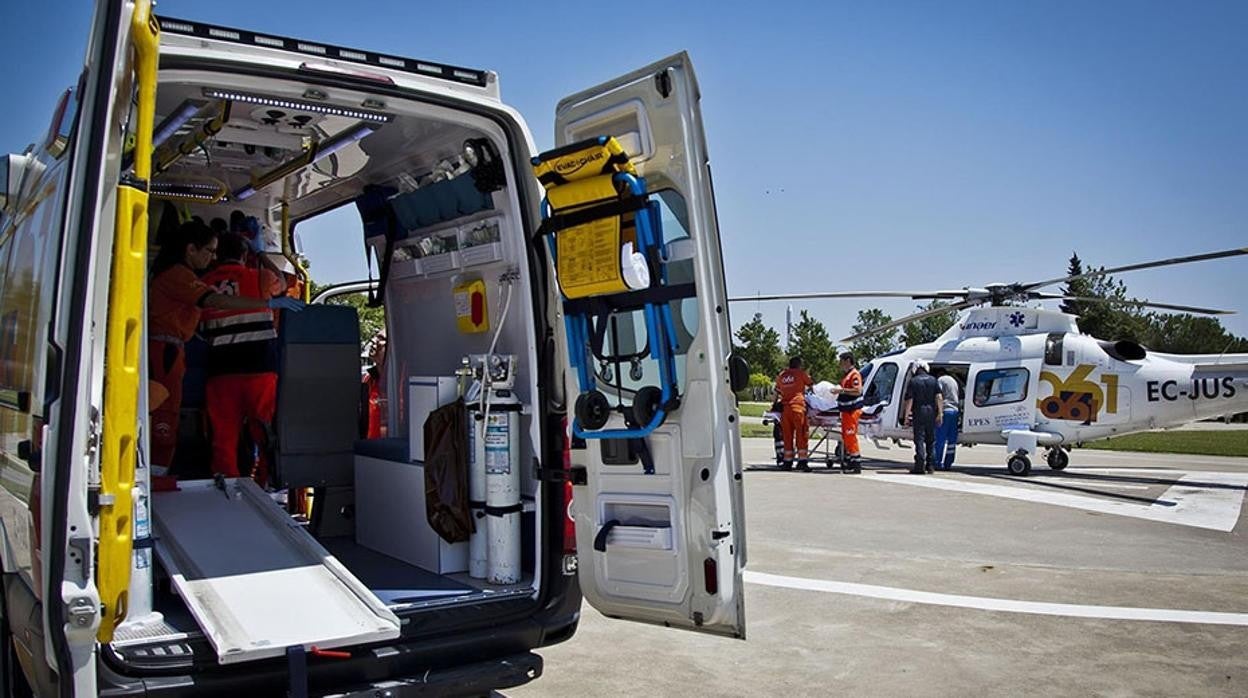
[354,455,468,575]
[385,247,538,499]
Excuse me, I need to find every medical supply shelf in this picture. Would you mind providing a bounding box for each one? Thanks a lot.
[387,212,506,280]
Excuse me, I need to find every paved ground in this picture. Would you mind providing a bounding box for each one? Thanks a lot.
[512,438,1248,697]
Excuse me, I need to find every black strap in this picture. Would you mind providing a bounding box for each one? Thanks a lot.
[537,196,647,237]
[368,207,399,308]
[484,502,525,517]
[563,282,698,317]
[287,646,308,698]
[468,499,486,508]
[593,519,621,552]
[630,438,655,475]
[623,406,656,476]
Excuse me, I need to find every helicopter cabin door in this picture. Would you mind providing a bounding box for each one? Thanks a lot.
[962,360,1041,439]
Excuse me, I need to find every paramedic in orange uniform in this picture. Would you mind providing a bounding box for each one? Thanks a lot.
[833,351,864,473]
[148,221,303,471]
[359,330,388,439]
[775,357,814,471]
[200,232,291,485]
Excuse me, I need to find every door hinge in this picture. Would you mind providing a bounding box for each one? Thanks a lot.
[655,69,673,98]
[66,597,97,628]
[84,406,101,459]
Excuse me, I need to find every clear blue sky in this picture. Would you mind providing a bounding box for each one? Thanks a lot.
[3,0,1245,341]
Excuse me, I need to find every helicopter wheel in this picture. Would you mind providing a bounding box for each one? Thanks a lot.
[1006,452,1032,477]
[1046,448,1069,471]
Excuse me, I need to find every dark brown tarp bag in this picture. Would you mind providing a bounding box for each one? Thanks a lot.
[423,399,472,543]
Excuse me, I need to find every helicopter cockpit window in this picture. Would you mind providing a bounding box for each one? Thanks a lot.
[1044,333,1064,366]
[863,362,899,407]
[973,367,1030,408]
[592,190,698,404]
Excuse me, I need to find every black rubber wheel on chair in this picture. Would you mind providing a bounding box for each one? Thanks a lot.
[575,391,612,431]
[631,386,664,428]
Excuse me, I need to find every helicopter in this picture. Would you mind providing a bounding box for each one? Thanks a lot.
[731,247,1248,475]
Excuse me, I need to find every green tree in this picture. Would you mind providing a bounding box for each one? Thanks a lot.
[1058,257,1148,341]
[737,372,774,402]
[1059,252,1088,318]
[1058,253,1243,350]
[1141,314,1248,354]
[848,308,898,363]
[901,300,959,346]
[734,313,785,378]
[787,310,838,382]
[307,280,386,349]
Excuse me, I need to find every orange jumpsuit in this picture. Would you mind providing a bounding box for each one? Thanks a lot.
[839,368,863,459]
[200,262,279,485]
[149,264,215,468]
[775,368,813,466]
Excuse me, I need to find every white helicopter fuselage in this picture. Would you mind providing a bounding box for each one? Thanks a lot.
[856,307,1248,452]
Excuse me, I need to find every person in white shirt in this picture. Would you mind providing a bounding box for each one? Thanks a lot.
[933,369,962,471]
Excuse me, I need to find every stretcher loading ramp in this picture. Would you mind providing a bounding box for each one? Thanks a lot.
[152,478,400,664]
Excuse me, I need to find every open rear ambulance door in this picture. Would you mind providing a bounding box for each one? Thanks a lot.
[554,53,747,638]
[39,0,154,695]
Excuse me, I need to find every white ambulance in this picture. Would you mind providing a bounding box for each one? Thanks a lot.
[0,0,746,694]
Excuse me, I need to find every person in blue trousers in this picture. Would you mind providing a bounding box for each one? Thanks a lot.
[933,369,962,470]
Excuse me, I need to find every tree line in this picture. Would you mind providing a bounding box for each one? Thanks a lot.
[733,252,1247,396]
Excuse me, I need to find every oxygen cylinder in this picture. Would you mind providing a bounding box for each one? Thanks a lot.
[467,402,488,579]
[484,390,522,585]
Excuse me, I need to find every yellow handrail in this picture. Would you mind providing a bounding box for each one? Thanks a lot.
[97,0,159,643]
[280,200,311,302]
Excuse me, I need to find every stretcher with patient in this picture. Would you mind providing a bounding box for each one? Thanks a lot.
[761,392,888,467]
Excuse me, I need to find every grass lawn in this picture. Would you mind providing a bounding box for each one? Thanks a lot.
[738,402,770,418]
[1081,430,1248,458]
[740,423,772,438]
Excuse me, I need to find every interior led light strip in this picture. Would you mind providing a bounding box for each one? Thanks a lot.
[201,88,394,123]
[151,181,226,202]
[158,16,489,88]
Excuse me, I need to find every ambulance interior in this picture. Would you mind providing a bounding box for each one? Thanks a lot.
[117,72,548,659]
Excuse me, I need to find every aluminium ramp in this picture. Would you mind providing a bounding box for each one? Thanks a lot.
[152,478,400,664]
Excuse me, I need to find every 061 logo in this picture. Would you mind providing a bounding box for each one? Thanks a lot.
[1038,364,1119,425]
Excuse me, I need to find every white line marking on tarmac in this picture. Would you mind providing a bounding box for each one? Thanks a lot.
[1031,478,1150,490]
[744,570,1248,626]
[861,471,1247,531]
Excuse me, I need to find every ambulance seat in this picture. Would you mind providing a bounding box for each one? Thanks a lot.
[274,305,361,488]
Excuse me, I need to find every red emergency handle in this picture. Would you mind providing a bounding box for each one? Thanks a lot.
[309,646,352,660]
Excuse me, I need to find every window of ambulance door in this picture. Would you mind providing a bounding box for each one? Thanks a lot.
[972,367,1030,407]
[594,190,699,403]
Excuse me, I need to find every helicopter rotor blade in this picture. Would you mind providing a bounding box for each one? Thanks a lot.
[1024,247,1248,292]
[1053,295,1235,316]
[838,300,977,344]
[727,290,966,303]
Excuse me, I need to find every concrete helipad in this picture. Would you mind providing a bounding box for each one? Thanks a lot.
[513,439,1248,697]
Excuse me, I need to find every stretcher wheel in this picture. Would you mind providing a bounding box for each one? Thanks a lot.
[632,386,663,428]
[829,442,844,468]
[575,391,612,431]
